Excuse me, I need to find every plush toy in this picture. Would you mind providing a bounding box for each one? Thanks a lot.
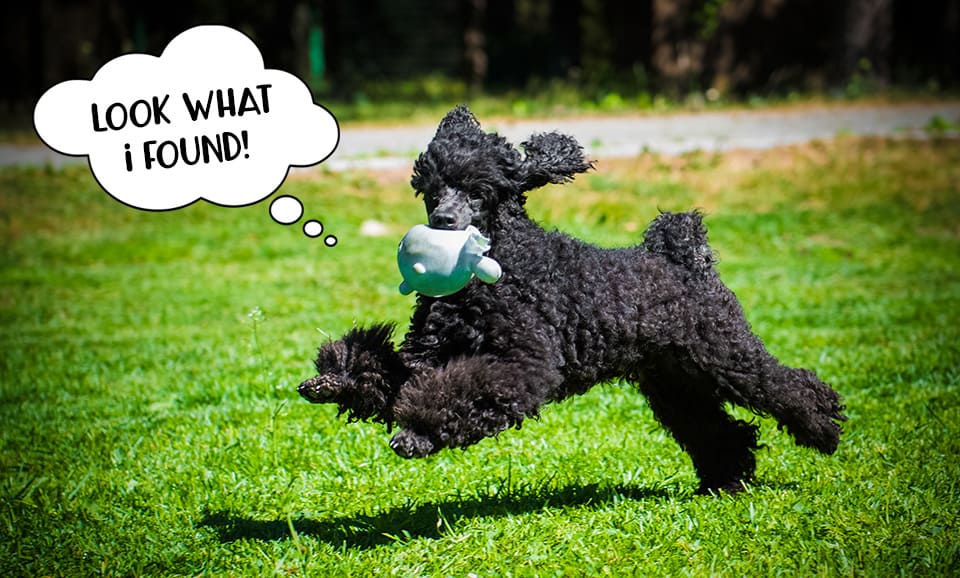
[397,224,502,297]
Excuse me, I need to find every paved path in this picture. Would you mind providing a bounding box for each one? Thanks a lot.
[4,102,959,171]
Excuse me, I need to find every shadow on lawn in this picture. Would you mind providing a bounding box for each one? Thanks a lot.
[199,480,680,549]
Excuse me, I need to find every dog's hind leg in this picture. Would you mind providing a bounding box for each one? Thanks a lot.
[638,368,759,494]
[389,355,563,458]
[690,327,846,455]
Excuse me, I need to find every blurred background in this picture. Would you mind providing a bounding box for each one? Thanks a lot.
[2,0,959,122]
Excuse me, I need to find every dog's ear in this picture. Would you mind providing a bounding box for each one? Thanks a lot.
[434,105,482,141]
[519,132,594,191]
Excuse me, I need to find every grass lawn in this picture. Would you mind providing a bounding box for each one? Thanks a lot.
[1,137,958,576]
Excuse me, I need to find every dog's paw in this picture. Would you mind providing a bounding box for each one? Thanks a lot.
[297,374,344,404]
[389,429,437,458]
[790,413,844,455]
[696,479,750,496]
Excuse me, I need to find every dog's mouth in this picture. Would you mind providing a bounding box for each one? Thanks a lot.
[428,222,462,231]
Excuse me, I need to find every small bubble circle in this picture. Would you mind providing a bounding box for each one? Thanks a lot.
[269,195,303,225]
[324,235,338,247]
[303,220,324,238]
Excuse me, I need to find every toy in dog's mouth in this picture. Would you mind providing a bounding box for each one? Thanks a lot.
[397,224,502,297]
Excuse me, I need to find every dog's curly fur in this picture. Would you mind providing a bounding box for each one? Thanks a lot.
[299,106,846,493]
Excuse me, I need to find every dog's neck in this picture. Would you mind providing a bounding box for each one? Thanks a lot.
[486,203,546,257]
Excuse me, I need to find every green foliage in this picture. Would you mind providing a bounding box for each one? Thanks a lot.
[844,58,885,99]
[695,0,731,40]
[2,138,959,575]
[321,74,673,124]
[315,79,958,126]
[925,114,960,138]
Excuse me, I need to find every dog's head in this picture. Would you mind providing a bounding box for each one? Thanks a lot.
[411,106,593,233]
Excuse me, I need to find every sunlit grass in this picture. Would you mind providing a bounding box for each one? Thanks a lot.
[1,137,958,576]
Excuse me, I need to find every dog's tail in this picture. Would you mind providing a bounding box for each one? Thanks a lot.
[641,210,716,273]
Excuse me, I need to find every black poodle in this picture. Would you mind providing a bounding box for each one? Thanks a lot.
[299,106,845,493]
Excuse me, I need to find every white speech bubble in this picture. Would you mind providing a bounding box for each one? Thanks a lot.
[33,25,339,211]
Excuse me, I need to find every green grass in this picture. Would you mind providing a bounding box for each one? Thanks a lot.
[2,137,959,576]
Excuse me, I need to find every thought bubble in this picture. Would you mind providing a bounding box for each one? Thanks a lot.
[303,220,323,237]
[266,195,337,244]
[269,195,304,225]
[33,25,339,214]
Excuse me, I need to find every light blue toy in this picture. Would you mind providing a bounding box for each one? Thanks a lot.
[397,224,502,297]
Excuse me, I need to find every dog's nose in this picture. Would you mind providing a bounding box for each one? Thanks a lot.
[429,212,458,230]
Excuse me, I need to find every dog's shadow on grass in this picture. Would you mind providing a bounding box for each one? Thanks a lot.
[199,481,680,550]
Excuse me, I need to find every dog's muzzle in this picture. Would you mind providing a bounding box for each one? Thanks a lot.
[428,187,474,230]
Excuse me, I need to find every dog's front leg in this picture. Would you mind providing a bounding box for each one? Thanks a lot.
[388,355,563,458]
[298,323,409,426]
